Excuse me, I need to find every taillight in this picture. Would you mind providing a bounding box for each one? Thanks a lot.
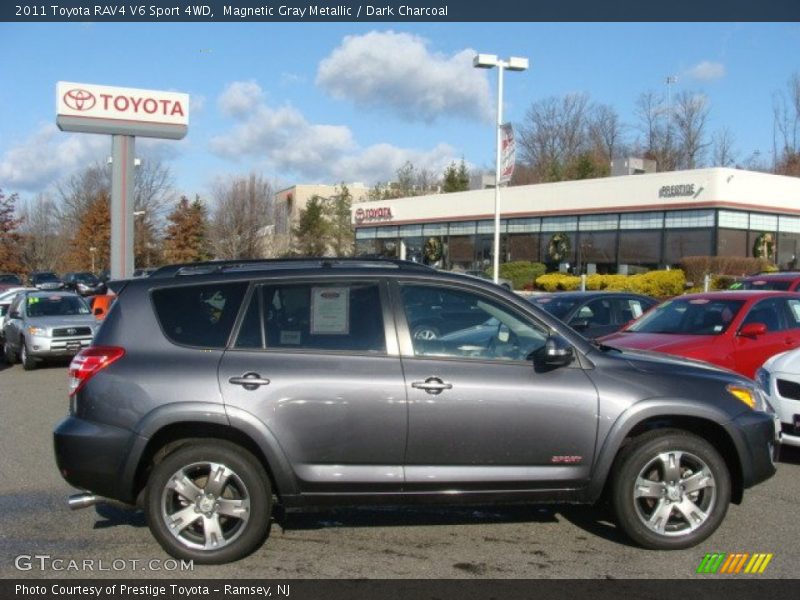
[68,346,125,396]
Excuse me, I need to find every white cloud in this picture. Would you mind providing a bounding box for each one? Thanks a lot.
[686,61,726,81]
[316,30,493,123]
[218,80,265,117]
[211,80,459,183]
[0,123,108,192]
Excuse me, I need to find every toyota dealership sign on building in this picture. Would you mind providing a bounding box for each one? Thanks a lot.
[57,81,189,139]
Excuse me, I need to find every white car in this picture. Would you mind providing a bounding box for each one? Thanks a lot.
[757,349,800,447]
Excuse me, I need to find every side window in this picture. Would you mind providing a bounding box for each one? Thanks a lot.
[783,299,800,330]
[574,298,612,326]
[236,282,386,354]
[400,284,547,361]
[742,298,786,332]
[152,282,249,348]
[615,298,647,325]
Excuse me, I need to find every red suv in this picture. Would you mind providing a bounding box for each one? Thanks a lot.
[731,272,800,292]
[599,291,800,378]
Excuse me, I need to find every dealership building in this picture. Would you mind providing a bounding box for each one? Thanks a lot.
[352,167,800,273]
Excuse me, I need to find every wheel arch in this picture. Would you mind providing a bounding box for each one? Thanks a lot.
[590,403,745,505]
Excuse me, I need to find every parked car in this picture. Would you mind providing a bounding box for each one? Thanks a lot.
[0,273,23,293]
[63,272,107,297]
[0,288,36,341]
[756,349,800,448]
[730,272,800,292]
[133,267,157,278]
[55,258,777,564]
[600,291,800,378]
[530,292,658,339]
[2,291,97,369]
[29,271,65,291]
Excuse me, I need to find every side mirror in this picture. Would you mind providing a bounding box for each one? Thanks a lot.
[569,318,589,331]
[738,322,767,338]
[9,310,20,319]
[532,335,575,369]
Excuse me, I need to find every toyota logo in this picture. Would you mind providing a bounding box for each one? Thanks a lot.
[63,89,96,111]
[67,328,77,335]
[354,208,365,223]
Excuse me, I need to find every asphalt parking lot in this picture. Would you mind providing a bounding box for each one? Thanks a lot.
[1,361,799,579]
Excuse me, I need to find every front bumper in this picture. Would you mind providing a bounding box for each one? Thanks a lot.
[28,334,92,357]
[727,411,778,489]
[53,416,139,503]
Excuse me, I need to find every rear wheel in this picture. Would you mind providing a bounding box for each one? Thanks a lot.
[2,339,14,364]
[145,441,272,564]
[611,429,730,550]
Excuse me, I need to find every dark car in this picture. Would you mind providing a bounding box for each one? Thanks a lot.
[55,258,777,564]
[730,272,800,292]
[600,291,800,379]
[530,292,658,339]
[0,273,23,293]
[63,272,107,297]
[29,271,65,291]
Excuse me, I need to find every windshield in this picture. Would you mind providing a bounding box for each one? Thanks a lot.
[74,273,99,284]
[626,298,744,335]
[33,273,59,283]
[532,296,579,319]
[731,279,792,291]
[26,295,90,317]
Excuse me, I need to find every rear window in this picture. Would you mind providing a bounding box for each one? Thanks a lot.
[152,282,249,348]
[733,279,793,291]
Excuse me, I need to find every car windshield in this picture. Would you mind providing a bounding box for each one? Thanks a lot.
[74,273,99,284]
[0,274,21,284]
[26,295,90,317]
[731,279,792,291]
[532,296,580,319]
[625,298,745,335]
[33,273,59,283]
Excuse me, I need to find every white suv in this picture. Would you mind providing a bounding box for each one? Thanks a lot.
[757,349,800,447]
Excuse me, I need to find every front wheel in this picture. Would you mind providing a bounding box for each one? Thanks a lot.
[611,429,730,550]
[21,341,36,371]
[145,441,272,564]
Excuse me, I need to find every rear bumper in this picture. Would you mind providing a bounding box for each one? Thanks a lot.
[53,416,139,503]
[727,411,778,489]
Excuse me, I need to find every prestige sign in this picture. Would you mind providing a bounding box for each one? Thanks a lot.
[56,81,189,139]
[658,183,696,199]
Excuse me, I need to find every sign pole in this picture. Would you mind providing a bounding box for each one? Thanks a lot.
[110,134,136,279]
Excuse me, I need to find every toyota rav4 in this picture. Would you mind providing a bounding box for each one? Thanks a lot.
[54,258,778,564]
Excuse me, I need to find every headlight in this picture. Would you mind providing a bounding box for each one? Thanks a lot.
[27,326,48,336]
[76,283,88,291]
[755,368,772,394]
[727,384,764,411]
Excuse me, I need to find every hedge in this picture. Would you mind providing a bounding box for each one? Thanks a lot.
[491,261,546,290]
[535,269,686,297]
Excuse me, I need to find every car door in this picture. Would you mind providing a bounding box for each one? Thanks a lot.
[733,297,794,377]
[394,280,599,492]
[3,294,25,352]
[218,278,408,494]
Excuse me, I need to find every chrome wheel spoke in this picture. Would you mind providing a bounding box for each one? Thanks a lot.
[203,514,225,549]
[658,451,683,483]
[217,497,249,519]
[168,506,200,532]
[674,497,708,530]
[682,469,714,495]
[634,477,667,499]
[204,463,233,497]
[168,474,204,503]
[647,499,673,534]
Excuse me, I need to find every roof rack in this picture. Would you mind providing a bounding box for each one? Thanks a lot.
[148,257,435,278]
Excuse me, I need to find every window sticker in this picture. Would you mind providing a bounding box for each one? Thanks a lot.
[27,297,40,305]
[629,301,643,318]
[280,331,302,345]
[310,287,350,335]
[789,300,800,323]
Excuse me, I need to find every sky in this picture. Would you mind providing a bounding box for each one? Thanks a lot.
[0,22,799,205]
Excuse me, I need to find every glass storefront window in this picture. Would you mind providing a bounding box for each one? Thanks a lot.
[423,223,448,236]
[578,232,618,268]
[665,210,714,228]
[355,228,377,240]
[541,216,578,232]
[507,218,540,233]
[618,231,662,266]
[778,232,800,270]
[718,211,749,229]
[579,214,619,231]
[664,230,713,264]
[717,228,748,257]
[620,212,663,229]
[375,226,399,239]
[449,221,476,235]
[447,235,476,270]
[507,234,540,262]
[399,224,424,238]
[750,213,778,231]
[780,216,800,234]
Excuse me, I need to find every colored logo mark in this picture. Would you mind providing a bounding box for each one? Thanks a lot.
[696,553,773,574]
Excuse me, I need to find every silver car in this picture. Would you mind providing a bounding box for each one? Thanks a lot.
[2,291,96,370]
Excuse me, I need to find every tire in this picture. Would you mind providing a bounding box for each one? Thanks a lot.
[611,429,730,550]
[145,441,272,564]
[3,338,16,365]
[20,341,36,371]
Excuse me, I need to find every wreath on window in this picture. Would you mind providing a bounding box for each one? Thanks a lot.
[424,237,443,263]
[548,232,571,262]
[752,232,775,260]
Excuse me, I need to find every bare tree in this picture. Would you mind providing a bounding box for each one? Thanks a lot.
[211,173,274,259]
[634,91,678,171]
[712,128,738,167]
[17,193,65,272]
[673,91,711,169]
[773,73,800,176]
[588,103,626,165]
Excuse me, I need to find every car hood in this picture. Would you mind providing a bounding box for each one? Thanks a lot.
[599,331,720,354]
[763,347,800,374]
[26,315,96,330]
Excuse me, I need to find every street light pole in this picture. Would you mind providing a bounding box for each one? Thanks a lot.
[474,53,529,283]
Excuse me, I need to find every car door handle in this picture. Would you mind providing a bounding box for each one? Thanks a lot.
[228,372,271,391]
[411,377,453,395]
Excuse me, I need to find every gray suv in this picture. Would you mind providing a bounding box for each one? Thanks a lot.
[54,259,778,564]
